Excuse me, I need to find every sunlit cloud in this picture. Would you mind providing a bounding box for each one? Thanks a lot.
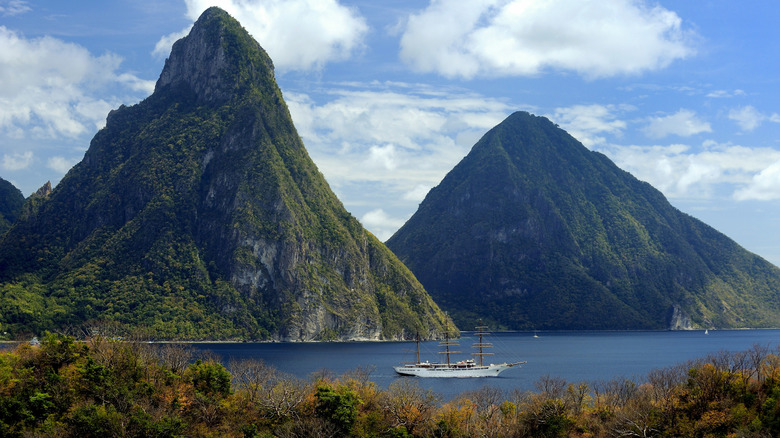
[46,156,79,175]
[155,0,368,72]
[641,109,711,139]
[549,104,632,147]
[600,140,780,200]
[729,105,780,132]
[399,0,696,79]
[286,82,512,196]
[284,81,515,235]
[0,26,147,139]
[734,160,780,201]
[2,151,33,171]
[360,209,408,241]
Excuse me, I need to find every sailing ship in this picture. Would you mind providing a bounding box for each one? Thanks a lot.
[393,326,526,377]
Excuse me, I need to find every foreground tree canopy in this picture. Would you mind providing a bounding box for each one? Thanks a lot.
[2,334,780,437]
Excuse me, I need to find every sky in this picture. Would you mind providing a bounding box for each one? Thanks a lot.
[1,0,779,265]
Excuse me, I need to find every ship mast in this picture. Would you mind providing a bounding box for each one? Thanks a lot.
[472,325,494,366]
[415,331,420,364]
[439,328,460,366]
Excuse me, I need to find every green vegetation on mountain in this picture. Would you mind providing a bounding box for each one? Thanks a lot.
[0,177,24,235]
[387,111,780,330]
[0,7,448,341]
[4,336,780,437]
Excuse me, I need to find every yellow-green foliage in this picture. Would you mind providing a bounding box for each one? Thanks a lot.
[3,335,780,437]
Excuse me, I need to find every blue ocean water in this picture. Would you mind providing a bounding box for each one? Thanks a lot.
[192,329,780,400]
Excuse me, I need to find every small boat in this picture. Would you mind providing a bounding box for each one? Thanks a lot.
[393,326,525,378]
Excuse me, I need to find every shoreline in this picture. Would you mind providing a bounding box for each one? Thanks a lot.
[3,326,779,345]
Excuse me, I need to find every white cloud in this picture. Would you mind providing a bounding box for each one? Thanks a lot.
[155,0,368,71]
[284,82,513,236]
[403,184,432,202]
[0,0,30,16]
[600,141,780,199]
[286,82,511,194]
[641,109,711,139]
[153,28,190,59]
[399,0,695,79]
[729,105,780,132]
[366,144,399,171]
[360,209,408,241]
[549,104,631,147]
[706,89,745,98]
[47,156,79,174]
[734,160,780,201]
[0,26,149,139]
[2,151,32,171]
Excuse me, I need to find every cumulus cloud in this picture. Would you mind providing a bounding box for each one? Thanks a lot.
[399,0,696,79]
[641,109,711,139]
[0,26,149,139]
[403,184,432,202]
[284,82,513,235]
[2,151,32,171]
[47,156,79,174]
[729,105,780,132]
[600,140,780,200]
[155,0,368,71]
[734,160,780,201]
[360,209,408,241]
[549,104,632,147]
[153,28,190,59]
[286,82,511,190]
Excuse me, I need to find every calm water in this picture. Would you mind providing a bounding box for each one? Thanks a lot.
[192,330,780,400]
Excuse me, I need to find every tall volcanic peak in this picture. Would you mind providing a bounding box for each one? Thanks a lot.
[0,8,449,341]
[156,7,274,105]
[387,111,780,331]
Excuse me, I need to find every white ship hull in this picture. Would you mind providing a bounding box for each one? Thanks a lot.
[393,361,524,378]
[395,325,525,378]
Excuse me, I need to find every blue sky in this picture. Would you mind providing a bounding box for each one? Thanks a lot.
[1,0,779,265]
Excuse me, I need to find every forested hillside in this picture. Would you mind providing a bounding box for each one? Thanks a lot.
[388,111,780,330]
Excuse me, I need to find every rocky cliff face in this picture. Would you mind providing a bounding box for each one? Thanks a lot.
[0,7,449,341]
[387,111,780,331]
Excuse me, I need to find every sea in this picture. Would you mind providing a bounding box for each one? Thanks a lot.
[191,329,780,401]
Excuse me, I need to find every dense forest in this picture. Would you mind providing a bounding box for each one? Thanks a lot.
[2,334,780,437]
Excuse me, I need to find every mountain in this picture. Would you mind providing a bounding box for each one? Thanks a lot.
[387,111,780,331]
[0,177,25,235]
[0,7,449,341]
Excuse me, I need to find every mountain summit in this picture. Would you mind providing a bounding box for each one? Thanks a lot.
[0,7,448,341]
[387,111,780,330]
